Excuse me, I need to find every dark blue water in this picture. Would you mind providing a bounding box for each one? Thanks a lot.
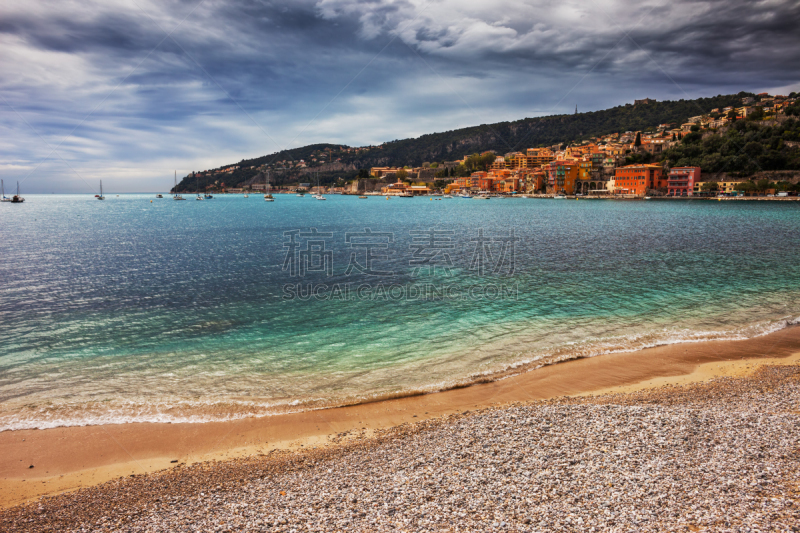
[1,194,799,429]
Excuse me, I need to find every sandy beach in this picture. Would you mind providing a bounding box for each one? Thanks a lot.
[1,325,800,519]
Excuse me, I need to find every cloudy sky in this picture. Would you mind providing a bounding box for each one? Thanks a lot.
[2,0,800,192]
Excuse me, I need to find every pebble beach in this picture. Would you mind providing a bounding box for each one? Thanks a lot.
[2,363,799,532]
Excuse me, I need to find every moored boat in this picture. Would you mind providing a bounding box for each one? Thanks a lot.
[11,181,25,203]
[1,180,11,202]
[173,171,186,200]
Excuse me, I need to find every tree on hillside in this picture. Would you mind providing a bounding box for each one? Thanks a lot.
[634,132,642,148]
[748,108,764,121]
[395,169,408,181]
[786,103,800,117]
[701,182,718,191]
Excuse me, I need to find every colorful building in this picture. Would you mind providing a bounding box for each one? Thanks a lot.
[693,180,744,195]
[613,164,665,196]
[525,148,556,167]
[547,161,581,194]
[667,167,701,196]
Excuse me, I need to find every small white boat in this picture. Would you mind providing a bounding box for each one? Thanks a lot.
[264,171,275,201]
[1,180,11,202]
[460,194,472,199]
[443,195,453,198]
[156,194,163,198]
[473,195,490,200]
[644,196,652,200]
[173,171,186,200]
[195,173,204,200]
[243,193,249,198]
[554,194,566,199]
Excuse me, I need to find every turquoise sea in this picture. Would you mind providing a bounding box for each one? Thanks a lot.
[1,194,799,430]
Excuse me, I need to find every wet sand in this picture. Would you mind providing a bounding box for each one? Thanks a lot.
[2,325,800,508]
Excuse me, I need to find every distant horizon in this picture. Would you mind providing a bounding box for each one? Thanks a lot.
[3,0,800,193]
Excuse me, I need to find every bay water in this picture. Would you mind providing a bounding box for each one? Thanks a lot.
[1,194,799,430]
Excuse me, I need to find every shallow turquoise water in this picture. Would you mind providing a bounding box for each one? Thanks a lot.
[1,195,799,429]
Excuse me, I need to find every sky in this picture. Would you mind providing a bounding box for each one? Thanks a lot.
[2,0,800,193]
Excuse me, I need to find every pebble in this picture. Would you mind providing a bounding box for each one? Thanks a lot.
[2,365,799,532]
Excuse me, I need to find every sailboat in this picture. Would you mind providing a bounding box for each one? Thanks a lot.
[97,180,105,200]
[243,191,249,198]
[195,173,204,200]
[173,171,186,200]
[314,173,326,200]
[264,171,274,201]
[1,180,11,202]
[11,181,25,203]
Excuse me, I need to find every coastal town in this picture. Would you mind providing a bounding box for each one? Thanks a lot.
[186,92,800,199]
[5,2,800,531]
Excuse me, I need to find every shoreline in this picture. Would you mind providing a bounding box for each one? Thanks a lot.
[2,325,800,508]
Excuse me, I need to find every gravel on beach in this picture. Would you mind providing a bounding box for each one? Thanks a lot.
[2,365,799,532]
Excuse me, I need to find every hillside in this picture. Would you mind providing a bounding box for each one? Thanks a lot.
[175,92,751,192]
[659,117,800,175]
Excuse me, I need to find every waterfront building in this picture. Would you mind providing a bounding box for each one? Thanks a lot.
[667,167,701,196]
[547,161,581,194]
[613,164,664,196]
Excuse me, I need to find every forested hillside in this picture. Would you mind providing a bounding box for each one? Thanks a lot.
[176,92,751,191]
[659,118,800,175]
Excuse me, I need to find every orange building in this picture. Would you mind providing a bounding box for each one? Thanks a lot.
[547,161,581,194]
[476,173,495,191]
[523,170,547,192]
[491,157,506,170]
[524,148,556,167]
[613,164,665,195]
[452,176,472,191]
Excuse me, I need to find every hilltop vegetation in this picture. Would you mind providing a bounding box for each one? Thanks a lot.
[349,93,748,167]
[659,118,800,175]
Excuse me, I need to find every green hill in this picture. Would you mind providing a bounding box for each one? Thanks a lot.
[175,92,753,191]
[659,117,800,175]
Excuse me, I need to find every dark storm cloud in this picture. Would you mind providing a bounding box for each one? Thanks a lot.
[1,0,799,192]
